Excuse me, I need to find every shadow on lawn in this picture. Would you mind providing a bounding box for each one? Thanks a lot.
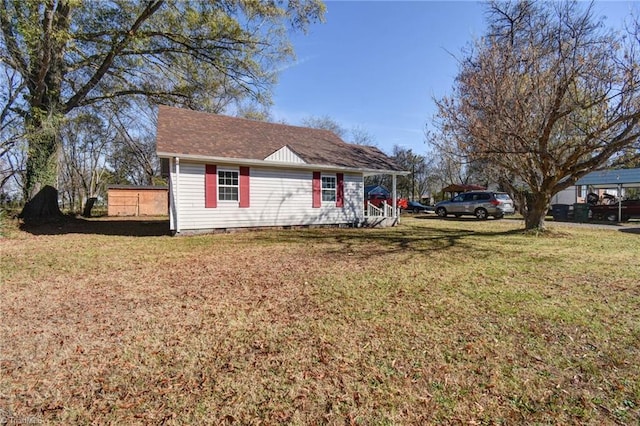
[413,214,514,223]
[19,215,171,237]
[619,227,640,234]
[253,220,525,258]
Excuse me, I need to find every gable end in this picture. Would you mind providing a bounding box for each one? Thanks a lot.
[264,145,307,164]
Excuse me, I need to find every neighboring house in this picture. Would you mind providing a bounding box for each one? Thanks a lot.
[552,168,640,205]
[155,106,407,234]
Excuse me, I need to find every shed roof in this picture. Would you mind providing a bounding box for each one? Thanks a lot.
[575,168,640,188]
[107,185,168,191]
[155,105,406,174]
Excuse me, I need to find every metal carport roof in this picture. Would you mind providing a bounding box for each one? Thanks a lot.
[575,168,640,222]
[576,168,640,188]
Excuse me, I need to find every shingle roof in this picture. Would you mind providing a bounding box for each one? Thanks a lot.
[155,105,405,173]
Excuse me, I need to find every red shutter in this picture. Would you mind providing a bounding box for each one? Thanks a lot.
[336,173,344,207]
[239,166,250,208]
[205,164,217,208]
[312,171,321,208]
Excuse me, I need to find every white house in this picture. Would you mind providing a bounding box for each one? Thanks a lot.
[155,106,407,234]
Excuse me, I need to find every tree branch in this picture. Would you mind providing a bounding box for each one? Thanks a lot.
[63,0,165,113]
[76,90,191,107]
[0,0,28,75]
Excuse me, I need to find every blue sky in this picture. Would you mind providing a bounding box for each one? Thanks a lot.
[271,1,638,156]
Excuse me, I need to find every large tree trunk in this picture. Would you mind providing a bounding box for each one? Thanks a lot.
[16,0,70,222]
[523,192,551,231]
[19,185,62,221]
[19,122,63,221]
[82,197,97,218]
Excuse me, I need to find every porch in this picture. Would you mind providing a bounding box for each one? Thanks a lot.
[362,201,400,227]
[361,174,403,227]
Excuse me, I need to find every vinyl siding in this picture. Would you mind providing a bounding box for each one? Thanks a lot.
[169,161,364,231]
[264,146,306,163]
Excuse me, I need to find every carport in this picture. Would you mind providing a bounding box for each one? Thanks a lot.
[575,168,640,221]
[440,183,486,199]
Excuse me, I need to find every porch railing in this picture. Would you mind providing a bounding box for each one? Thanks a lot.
[383,202,395,218]
[367,202,384,217]
[365,201,398,218]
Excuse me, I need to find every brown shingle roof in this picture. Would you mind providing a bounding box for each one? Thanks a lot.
[155,105,405,172]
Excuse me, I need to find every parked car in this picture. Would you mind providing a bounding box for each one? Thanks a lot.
[434,191,515,220]
[404,200,433,213]
[589,199,640,222]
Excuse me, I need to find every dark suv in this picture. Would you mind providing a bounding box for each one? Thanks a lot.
[435,191,515,219]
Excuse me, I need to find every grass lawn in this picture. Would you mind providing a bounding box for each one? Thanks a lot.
[1,216,639,425]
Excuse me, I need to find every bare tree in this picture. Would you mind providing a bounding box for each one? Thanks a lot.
[0,64,24,194]
[107,101,160,186]
[349,126,377,147]
[0,139,25,200]
[301,115,348,138]
[364,146,440,201]
[432,0,640,230]
[389,146,427,200]
[58,112,111,214]
[425,127,489,198]
[301,115,377,146]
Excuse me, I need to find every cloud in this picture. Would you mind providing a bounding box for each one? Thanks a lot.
[273,55,317,73]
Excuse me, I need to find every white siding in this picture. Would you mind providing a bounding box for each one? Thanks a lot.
[168,161,364,231]
[264,146,306,163]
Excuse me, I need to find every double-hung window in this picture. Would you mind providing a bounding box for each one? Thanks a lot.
[218,170,239,201]
[321,175,336,202]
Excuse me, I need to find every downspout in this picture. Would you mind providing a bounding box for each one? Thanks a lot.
[392,174,398,222]
[168,157,175,231]
[362,174,366,221]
